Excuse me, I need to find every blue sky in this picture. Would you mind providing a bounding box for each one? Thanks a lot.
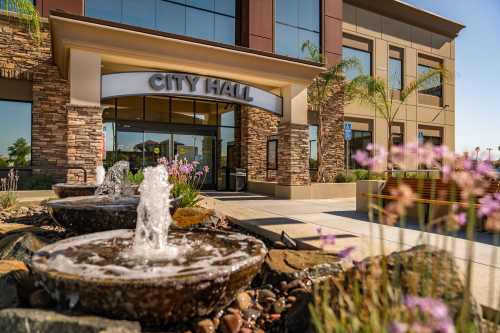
[404,0,500,160]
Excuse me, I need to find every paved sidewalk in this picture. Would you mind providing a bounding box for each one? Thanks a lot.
[200,191,499,311]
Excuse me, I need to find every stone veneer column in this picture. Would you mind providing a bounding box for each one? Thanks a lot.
[277,122,310,186]
[66,105,103,183]
[317,87,345,181]
[240,107,279,182]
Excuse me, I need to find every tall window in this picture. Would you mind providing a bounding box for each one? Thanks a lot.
[389,47,403,91]
[417,54,443,106]
[85,0,236,45]
[275,0,320,60]
[342,35,372,80]
[0,0,35,12]
[309,125,318,170]
[0,100,32,167]
[267,138,278,170]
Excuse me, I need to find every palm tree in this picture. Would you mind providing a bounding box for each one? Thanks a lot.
[2,0,41,42]
[347,68,444,167]
[8,137,31,167]
[302,41,361,182]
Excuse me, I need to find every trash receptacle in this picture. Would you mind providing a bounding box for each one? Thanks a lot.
[229,168,247,191]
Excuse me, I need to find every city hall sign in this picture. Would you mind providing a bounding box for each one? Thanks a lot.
[101,72,282,115]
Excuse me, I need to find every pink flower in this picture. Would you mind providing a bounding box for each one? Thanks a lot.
[320,234,336,248]
[389,322,408,333]
[337,246,356,259]
[203,165,209,173]
[384,184,416,225]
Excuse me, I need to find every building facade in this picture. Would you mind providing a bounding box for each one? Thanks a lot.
[0,0,463,197]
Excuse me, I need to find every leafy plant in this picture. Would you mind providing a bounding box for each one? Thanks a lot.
[347,69,444,166]
[2,0,41,43]
[311,144,499,332]
[20,173,53,190]
[0,169,18,208]
[302,41,362,182]
[158,157,209,208]
[127,169,144,185]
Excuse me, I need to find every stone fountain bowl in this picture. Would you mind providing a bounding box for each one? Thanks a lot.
[52,183,98,198]
[47,195,139,234]
[47,196,182,234]
[32,229,267,326]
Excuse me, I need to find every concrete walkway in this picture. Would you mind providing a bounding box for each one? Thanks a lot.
[200,191,499,311]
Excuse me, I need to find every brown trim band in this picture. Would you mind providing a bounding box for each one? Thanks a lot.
[49,10,324,68]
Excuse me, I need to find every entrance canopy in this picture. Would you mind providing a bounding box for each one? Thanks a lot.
[102,72,283,115]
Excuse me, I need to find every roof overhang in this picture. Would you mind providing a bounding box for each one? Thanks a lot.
[344,0,465,38]
[49,11,326,89]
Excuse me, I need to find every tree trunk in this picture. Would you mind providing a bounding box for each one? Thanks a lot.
[387,120,393,170]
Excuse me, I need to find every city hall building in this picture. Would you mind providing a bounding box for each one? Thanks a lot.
[0,0,463,198]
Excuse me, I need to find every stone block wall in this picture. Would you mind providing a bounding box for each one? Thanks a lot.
[240,107,279,182]
[277,122,310,186]
[0,14,102,183]
[66,105,103,183]
[316,87,345,181]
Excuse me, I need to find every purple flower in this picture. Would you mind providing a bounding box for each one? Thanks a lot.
[455,212,467,226]
[315,227,322,234]
[203,165,209,173]
[319,234,336,247]
[337,246,356,259]
[353,150,369,166]
[478,194,500,218]
[179,164,191,174]
[388,322,408,333]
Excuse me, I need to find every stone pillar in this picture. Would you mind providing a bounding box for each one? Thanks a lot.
[277,84,310,187]
[66,105,103,183]
[317,87,345,181]
[277,122,310,186]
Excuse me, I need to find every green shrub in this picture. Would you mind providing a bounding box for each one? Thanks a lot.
[334,173,355,183]
[171,182,202,208]
[0,192,16,209]
[21,174,53,190]
[128,169,144,185]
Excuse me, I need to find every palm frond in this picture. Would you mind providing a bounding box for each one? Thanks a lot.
[3,0,41,43]
[400,68,444,102]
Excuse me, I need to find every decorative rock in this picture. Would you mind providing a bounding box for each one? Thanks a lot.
[257,289,276,303]
[0,308,141,333]
[235,292,253,310]
[195,318,215,333]
[242,308,261,321]
[262,249,343,285]
[29,289,54,309]
[0,260,30,309]
[271,297,286,314]
[221,313,242,333]
[173,207,223,229]
[239,328,252,333]
[284,279,306,292]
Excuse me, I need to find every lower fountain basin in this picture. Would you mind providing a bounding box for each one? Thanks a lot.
[52,183,98,198]
[32,229,267,325]
[47,196,139,234]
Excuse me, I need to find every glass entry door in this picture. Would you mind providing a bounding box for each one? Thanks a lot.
[114,127,216,187]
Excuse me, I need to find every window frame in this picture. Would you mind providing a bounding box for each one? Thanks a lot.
[388,46,404,93]
[417,54,444,107]
[266,137,278,171]
[274,0,322,60]
[342,45,373,79]
[0,98,33,169]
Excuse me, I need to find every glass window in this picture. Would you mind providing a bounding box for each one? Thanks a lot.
[195,101,217,125]
[0,101,31,167]
[346,130,373,169]
[418,65,442,97]
[392,132,404,146]
[214,14,235,45]
[389,57,403,91]
[85,0,236,45]
[267,139,278,170]
[102,99,116,121]
[171,98,194,124]
[103,121,116,167]
[116,131,144,171]
[122,0,156,29]
[145,96,169,122]
[218,103,237,127]
[144,132,170,166]
[85,0,122,22]
[157,1,186,35]
[343,46,371,80]
[117,96,143,121]
[309,125,318,170]
[186,7,214,41]
[275,0,320,60]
